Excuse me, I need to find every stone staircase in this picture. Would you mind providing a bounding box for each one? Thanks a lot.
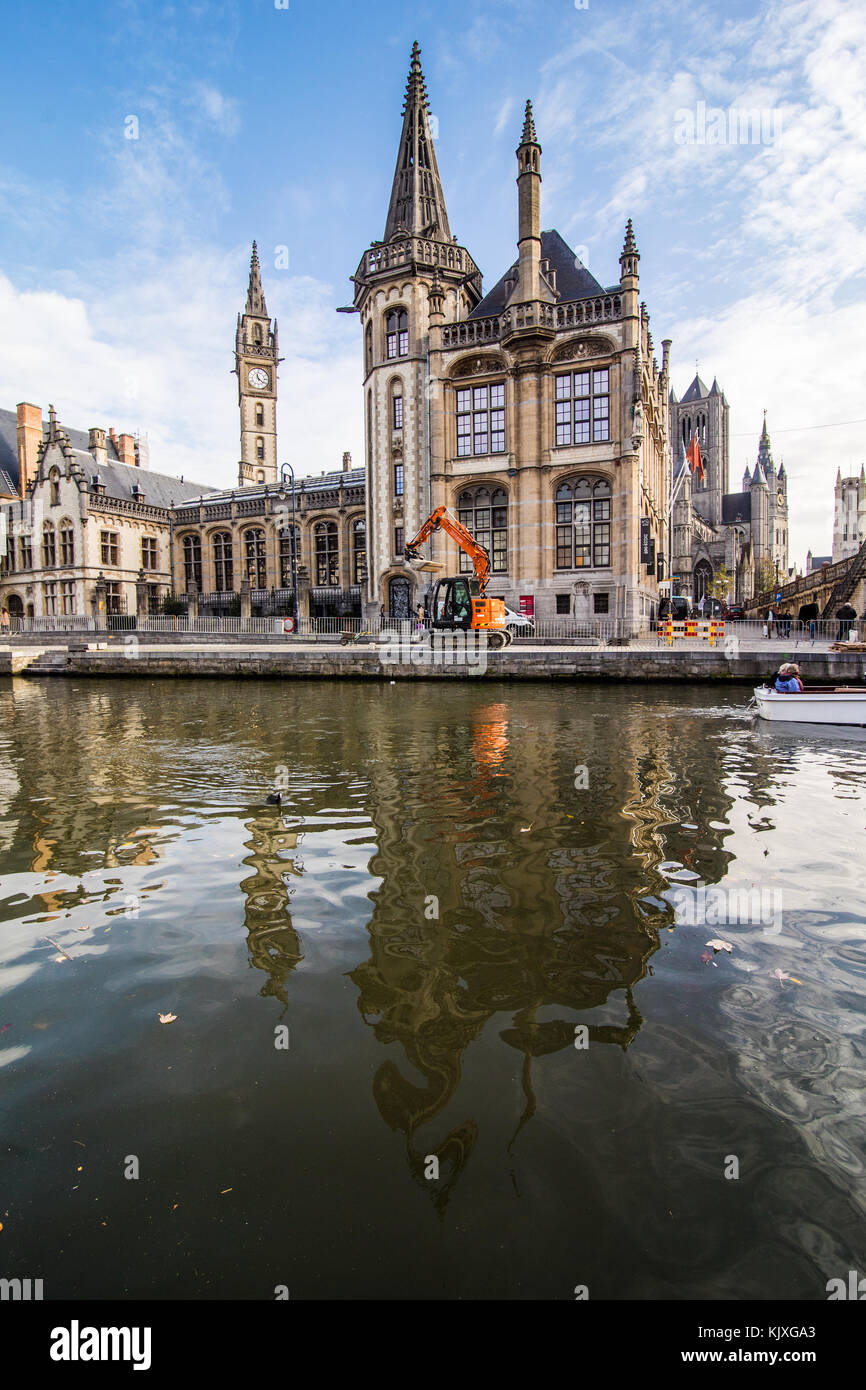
[821,537,866,618]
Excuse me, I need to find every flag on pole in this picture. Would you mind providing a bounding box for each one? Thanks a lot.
[686,430,704,483]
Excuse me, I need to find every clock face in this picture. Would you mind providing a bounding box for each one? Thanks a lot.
[248,367,269,390]
[777,490,784,505]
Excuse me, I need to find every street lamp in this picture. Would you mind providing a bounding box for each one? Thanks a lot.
[277,462,299,631]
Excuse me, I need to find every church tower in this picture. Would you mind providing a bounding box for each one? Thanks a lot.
[350,41,482,619]
[235,242,281,487]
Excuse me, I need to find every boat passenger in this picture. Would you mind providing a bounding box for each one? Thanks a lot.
[774,662,804,693]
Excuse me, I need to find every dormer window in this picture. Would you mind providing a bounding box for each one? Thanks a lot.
[386,309,408,359]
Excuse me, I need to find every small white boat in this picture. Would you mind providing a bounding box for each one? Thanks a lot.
[754,684,866,726]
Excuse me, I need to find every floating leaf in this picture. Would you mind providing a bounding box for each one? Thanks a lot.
[706,938,733,953]
[158,1012,177,1024]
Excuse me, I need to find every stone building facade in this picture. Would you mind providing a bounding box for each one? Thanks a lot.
[832,466,866,562]
[353,45,669,624]
[0,404,210,621]
[669,379,789,603]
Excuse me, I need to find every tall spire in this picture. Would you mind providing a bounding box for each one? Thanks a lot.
[756,409,774,475]
[384,41,451,242]
[245,241,268,317]
[521,98,537,144]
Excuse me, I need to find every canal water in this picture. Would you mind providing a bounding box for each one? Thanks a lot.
[1,677,864,1300]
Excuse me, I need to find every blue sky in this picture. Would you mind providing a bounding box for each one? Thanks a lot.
[1,0,864,565]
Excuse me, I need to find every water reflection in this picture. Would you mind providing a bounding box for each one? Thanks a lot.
[2,677,866,1295]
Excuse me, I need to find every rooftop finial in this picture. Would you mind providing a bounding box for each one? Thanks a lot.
[245,240,267,317]
[622,218,637,255]
[384,41,451,241]
[521,98,537,145]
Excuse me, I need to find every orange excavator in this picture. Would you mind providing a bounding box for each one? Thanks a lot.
[404,505,512,647]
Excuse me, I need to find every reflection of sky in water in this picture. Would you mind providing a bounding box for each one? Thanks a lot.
[0,677,864,1299]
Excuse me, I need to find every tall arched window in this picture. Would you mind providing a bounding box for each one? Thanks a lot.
[365,321,373,373]
[59,520,75,565]
[183,534,202,590]
[244,528,266,588]
[255,403,264,427]
[279,526,300,587]
[315,522,339,585]
[254,324,262,344]
[366,390,373,469]
[694,559,713,603]
[42,523,56,568]
[49,469,61,507]
[255,436,265,460]
[386,309,408,359]
[353,519,366,584]
[457,486,507,573]
[391,381,403,431]
[555,477,611,569]
[213,532,233,591]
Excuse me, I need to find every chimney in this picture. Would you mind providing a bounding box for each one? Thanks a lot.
[342,451,352,473]
[135,432,150,470]
[89,427,108,465]
[16,402,42,499]
[118,433,136,466]
[108,427,118,457]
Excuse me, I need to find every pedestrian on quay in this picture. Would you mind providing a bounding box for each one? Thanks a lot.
[0,608,9,636]
[766,608,775,638]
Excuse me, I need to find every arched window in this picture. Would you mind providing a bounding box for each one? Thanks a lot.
[183,534,202,590]
[256,436,265,460]
[392,381,403,431]
[42,523,56,568]
[213,532,233,591]
[555,476,611,569]
[255,403,264,427]
[59,520,75,566]
[366,390,373,469]
[315,521,339,585]
[385,309,408,359]
[244,528,266,588]
[457,486,507,573]
[353,519,366,584]
[49,469,61,507]
[365,321,373,373]
[254,324,262,344]
[279,526,300,587]
[694,558,713,603]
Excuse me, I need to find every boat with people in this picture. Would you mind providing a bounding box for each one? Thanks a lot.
[754,684,866,726]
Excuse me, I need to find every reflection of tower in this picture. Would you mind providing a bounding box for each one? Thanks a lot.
[239,811,303,1008]
[348,696,683,1209]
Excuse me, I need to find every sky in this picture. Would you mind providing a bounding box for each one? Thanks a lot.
[0,0,864,567]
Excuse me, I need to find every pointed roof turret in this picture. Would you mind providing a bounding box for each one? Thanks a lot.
[384,41,451,242]
[710,377,720,395]
[520,98,538,146]
[742,464,752,488]
[619,218,639,282]
[680,374,709,403]
[245,241,268,317]
[756,409,774,475]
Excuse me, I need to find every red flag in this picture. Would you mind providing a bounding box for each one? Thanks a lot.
[686,430,704,482]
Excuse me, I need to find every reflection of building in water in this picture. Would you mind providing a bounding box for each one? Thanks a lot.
[349,695,735,1209]
[239,811,303,1009]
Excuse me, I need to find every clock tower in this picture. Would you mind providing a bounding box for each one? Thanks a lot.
[235,241,282,487]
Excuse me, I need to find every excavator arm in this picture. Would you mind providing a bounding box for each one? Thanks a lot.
[404,506,490,592]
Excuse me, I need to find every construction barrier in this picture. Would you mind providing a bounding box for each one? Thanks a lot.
[663,618,726,645]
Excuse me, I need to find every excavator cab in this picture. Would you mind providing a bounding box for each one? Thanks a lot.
[431,576,476,629]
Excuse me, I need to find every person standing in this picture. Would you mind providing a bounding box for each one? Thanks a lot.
[767,608,775,638]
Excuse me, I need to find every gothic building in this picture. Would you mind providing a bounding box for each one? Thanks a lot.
[353,43,669,624]
[832,466,866,562]
[670,376,788,603]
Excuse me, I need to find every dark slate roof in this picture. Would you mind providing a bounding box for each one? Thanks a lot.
[468,229,605,319]
[63,450,214,507]
[680,374,710,403]
[0,409,21,492]
[721,492,752,524]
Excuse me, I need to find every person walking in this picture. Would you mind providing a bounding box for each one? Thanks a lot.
[766,608,775,639]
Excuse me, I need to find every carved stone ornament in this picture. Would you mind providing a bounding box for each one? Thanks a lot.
[552,336,613,363]
[452,355,505,378]
[391,436,404,457]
